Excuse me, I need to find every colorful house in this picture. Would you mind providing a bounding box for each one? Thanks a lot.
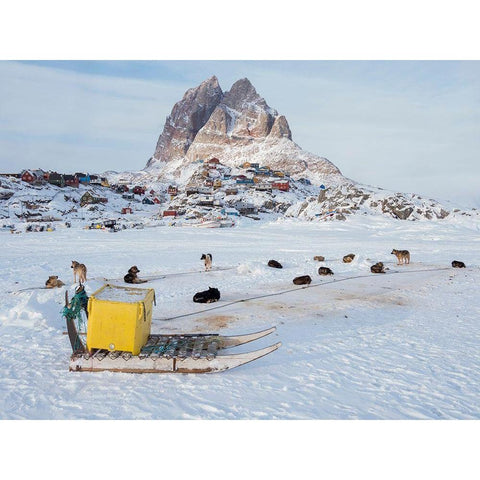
[167,185,178,196]
[271,180,290,192]
[75,173,91,184]
[133,186,146,195]
[236,177,254,185]
[80,191,108,207]
[47,172,65,187]
[21,170,36,184]
[162,209,177,217]
[64,174,79,188]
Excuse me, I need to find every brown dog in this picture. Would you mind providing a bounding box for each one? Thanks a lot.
[371,262,386,274]
[343,253,355,263]
[293,275,312,285]
[452,260,466,268]
[391,249,410,265]
[313,256,325,262]
[124,265,147,284]
[71,261,87,284]
[45,275,65,288]
[318,267,334,276]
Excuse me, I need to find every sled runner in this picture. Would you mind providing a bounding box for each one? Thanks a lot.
[63,285,280,373]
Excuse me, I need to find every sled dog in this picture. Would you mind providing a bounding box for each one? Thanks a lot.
[268,259,283,269]
[313,256,325,262]
[391,249,410,265]
[201,253,212,271]
[343,253,355,263]
[318,267,334,276]
[45,275,65,288]
[452,260,466,268]
[124,266,147,284]
[293,275,312,285]
[193,287,220,303]
[371,262,386,274]
[71,261,87,284]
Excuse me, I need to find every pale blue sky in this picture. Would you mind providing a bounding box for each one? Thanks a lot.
[1,60,479,206]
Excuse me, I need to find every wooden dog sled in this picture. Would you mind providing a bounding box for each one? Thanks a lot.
[64,286,280,374]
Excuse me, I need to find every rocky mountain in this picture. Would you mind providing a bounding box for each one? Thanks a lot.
[146,76,341,182]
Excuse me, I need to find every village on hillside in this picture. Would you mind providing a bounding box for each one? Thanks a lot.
[0,158,326,231]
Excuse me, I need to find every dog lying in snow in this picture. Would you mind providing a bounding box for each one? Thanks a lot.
[452,260,466,268]
[201,253,212,271]
[313,256,325,262]
[343,253,355,263]
[193,287,220,303]
[71,260,87,284]
[293,275,312,285]
[268,259,283,269]
[45,275,65,288]
[124,265,147,284]
[318,267,334,276]
[370,262,386,274]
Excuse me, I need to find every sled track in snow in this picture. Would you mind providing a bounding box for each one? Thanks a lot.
[154,266,453,322]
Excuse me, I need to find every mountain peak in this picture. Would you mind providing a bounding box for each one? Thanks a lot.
[223,77,272,113]
[146,76,340,181]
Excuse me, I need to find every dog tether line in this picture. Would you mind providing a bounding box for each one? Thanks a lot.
[154,266,452,322]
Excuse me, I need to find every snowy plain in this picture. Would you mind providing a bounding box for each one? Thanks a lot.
[0,215,479,420]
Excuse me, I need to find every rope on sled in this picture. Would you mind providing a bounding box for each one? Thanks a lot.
[155,266,452,322]
[62,288,89,352]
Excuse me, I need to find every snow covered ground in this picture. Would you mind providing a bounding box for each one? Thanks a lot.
[1,215,479,420]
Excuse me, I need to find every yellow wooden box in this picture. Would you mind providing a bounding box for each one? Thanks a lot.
[86,284,156,355]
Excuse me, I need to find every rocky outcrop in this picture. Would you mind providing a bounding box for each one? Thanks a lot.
[285,183,453,221]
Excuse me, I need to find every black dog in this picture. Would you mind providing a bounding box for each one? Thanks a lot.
[452,260,466,268]
[193,287,220,303]
[293,275,312,285]
[318,267,334,276]
[124,266,147,284]
[268,259,283,269]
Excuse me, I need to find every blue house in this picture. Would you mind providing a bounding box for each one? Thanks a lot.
[221,207,240,217]
[75,172,91,184]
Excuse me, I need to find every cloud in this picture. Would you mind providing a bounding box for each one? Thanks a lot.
[0,61,193,172]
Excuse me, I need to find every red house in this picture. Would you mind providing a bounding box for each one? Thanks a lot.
[163,210,177,217]
[121,207,133,214]
[167,185,178,196]
[133,186,146,195]
[153,197,161,204]
[21,170,36,183]
[272,180,290,192]
[64,174,79,188]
